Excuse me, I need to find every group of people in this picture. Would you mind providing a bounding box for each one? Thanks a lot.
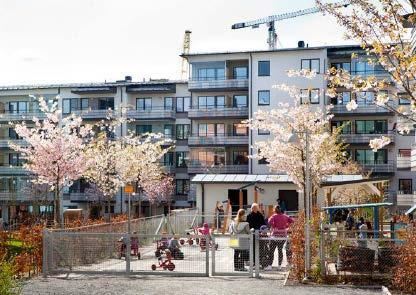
[229,203,293,271]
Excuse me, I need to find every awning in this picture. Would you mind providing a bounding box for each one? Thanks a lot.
[191,174,291,184]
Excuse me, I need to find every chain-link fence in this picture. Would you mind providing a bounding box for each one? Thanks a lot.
[320,229,401,278]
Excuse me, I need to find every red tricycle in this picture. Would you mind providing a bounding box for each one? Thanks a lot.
[151,249,175,271]
[180,228,199,246]
[117,236,141,260]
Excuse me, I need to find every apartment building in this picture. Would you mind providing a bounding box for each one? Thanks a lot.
[0,43,414,224]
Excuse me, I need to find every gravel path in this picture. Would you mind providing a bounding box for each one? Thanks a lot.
[22,275,384,295]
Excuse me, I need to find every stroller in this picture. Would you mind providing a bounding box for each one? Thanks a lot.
[117,236,141,260]
[155,237,170,258]
[151,249,175,271]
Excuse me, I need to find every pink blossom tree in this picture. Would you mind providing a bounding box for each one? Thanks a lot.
[142,175,175,204]
[10,97,92,226]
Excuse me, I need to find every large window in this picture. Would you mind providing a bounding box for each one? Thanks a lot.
[233,66,248,79]
[198,123,225,137]
[62,99,71,114]
[197,150,225,165]
[164,124,174,138]
[233,95,247,108]
[176,152,188,168]
[331,62,351,72]
[164,97,174,110]
[258,61,270,76]
[355,149,387,164]
[136,125,152,135]
[176,124,190,140]
[355,120,388,134]
[300,89,320,104]
[331,121,351,134]
[197,68,225,81]
[81,98,89,110]
[301,59,320,73]
[356,92,375,105]
[176,97,191,112]
[198,96,225,109]
[399,179,412,194]
[398,149,411,157]
[136,98,152,110]
[398,94,411,105]
[9,101,28,114]
[258,90,270,105]
[163,152,174,166]
[233,151,248,165]
[176,179,190,195]
[98,98,114,110]
[353,60,384,75]
[8,128,21,140]
[9,153,23,166]
[233,123,248,136]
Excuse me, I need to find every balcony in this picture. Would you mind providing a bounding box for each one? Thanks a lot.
[162,164,176,174]
[0,166,29,175]
[397,156,411,169]
[397,191,416,207]
[70,109,115,119]
[126,108,176,120]
[357,160,395,173]
[0,111,46,122]
[187,107,248,119]
[188,134,248,146]
[350,70,391,80]
[330,103,395,115]
[187,163,248,174]
[339,131,395,144]
[188,78,249,91]
[0,139,28,148]
[67,192,89,202]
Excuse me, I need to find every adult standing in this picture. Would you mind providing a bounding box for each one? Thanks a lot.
[247,203,266,266]
[215,203,225,231]
[267,205,294,270]
[229,209,251,271]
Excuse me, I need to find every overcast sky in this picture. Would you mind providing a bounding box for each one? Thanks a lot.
[0,0,353,85]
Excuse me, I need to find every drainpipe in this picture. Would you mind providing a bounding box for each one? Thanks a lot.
[120,86,123,213]
[201,183,205,217]
[249,53,253,174]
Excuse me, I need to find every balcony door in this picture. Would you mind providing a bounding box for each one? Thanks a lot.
[399,179,412,194]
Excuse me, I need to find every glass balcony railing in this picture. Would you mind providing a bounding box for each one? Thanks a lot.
[188,133,249,145]
[356,160,395,173]
[188,78,249,90]
[187,106,248,118]
[126,107,176,120]
[187,162,248,174]
[339,131,395,144]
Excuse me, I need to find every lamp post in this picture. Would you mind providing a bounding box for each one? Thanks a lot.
[124,184,134,234]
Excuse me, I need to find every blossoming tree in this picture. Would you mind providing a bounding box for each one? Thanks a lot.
[142,175,175,204]
[11,97,91,226]
[316,0,416,150]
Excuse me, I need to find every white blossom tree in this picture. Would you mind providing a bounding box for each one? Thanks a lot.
[11,97,92,226]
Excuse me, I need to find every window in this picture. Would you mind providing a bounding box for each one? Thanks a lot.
[399,179,412,194]
[233,95,247,108]
[164,97,174,110]
[176,124,190,140]
[164,124,174,138]
[233,66,248,79]
[398,94,411,105]
[176,152,188,168]
[331,121,351,134]
[300,89,320,104]
[356,92,375,105]
[136,125,152,135]
[355,149,387,164]
[258,129,270,135]
[331,62,351,72]
[258,90,270,105]
[258,61,270,76]
[62,99,71,114]
[301,59,320,73]
[136,98,152,110]
[9,153,23,166]
[340,92,351,105]
[197,68,225,80]
[198,123,224,137]
[163,152,174,166]
[176,179,190,195]
[355,120,387,134]
[198,96,225,109]
[176,97,191,112]
[399,149,411,157]
[98,97,114,110]
[8,128,21,140]
[81,98,89,110]
[9,101,28,114]
[233,151,248,165]
[233,123,248,136]
[196,150,225,165]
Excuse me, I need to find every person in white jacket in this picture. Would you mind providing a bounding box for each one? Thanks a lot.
[229,209,251,271]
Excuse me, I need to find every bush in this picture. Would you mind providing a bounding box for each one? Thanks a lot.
[0,258,20,295]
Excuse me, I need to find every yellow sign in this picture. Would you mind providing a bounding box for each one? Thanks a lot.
[124,185,134,194]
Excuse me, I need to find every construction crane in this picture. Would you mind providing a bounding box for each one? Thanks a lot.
[231,0,350,50]
[180,30,192,80]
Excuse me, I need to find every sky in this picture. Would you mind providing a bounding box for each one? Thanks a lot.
[0,0,353,85]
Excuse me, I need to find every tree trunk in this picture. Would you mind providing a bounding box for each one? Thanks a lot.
[54,187,60,227]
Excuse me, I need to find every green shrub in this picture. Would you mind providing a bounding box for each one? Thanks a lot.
[0,259,20,295]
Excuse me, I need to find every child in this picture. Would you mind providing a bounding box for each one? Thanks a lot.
[198,222,210,236]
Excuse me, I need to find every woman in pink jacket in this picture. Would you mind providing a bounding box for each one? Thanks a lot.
[267,205,294,270]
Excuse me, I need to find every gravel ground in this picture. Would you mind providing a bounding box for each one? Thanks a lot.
[22,275,384,295]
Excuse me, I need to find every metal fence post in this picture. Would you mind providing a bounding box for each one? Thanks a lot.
[249,233,254,277]
[125,234,131,275]
[42,229,48,278]
[319,227,325,278]
[205,235,210,277]
[255,231,260,278]
[211,235,216,276]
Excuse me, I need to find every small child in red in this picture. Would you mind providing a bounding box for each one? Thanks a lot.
[198,222,210,235]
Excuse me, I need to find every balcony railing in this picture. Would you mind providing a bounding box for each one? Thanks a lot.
[188,78,249,91]
[330,103,395,114]
[0,166,29,175]
[0,111,46,121]
[339,131,395,144]
[357,160,395,173]
[188,134,248,145]
[187,163,248,174]
[162,164,176,174]
[67,192,89,202]
[0,139,27,148]
[397,191,416,207]
[187,107,248,118]
[397,156,411,169]
[69,109,115,119]
[126,107,176,120]
[350,70,391,80]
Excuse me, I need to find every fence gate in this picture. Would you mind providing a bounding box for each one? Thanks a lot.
[43,231,209,277]
[211,234,253,276]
